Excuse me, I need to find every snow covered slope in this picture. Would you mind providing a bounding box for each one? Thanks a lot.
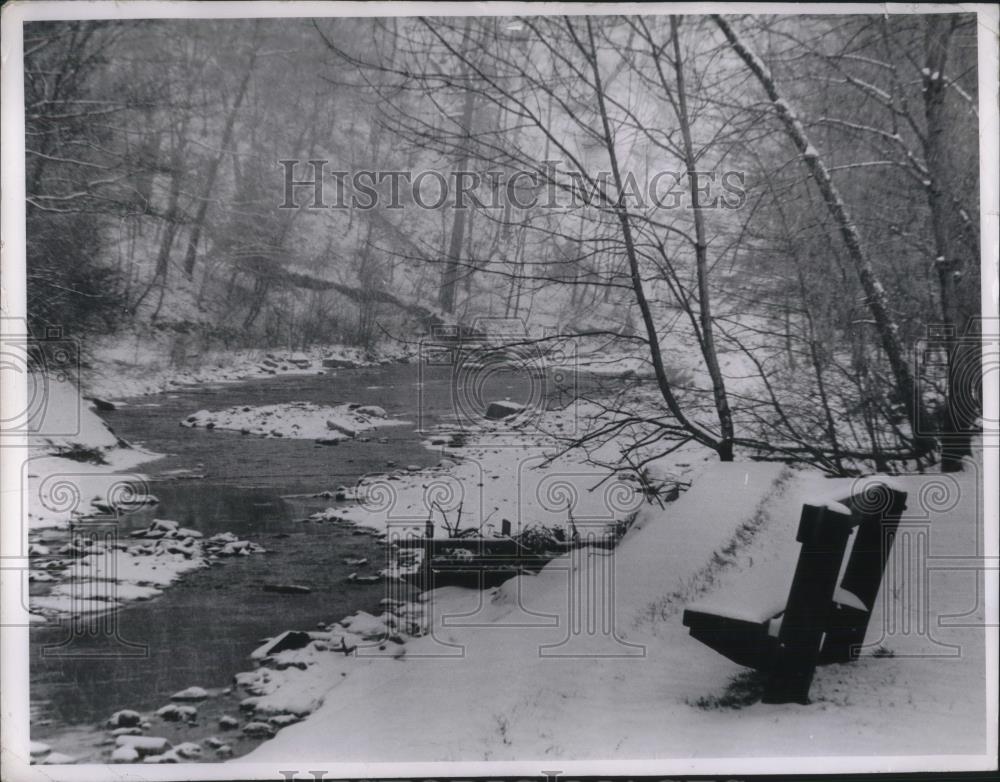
[242,460,991,770]
[25,375,160,529]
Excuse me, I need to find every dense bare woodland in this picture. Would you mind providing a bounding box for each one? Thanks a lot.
[25,13,981,474]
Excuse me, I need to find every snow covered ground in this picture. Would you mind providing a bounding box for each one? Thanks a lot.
[84,338,415,401]
[572,321,766,396]
[181,402,408,441]
[309,399,713,540]
[25,375,161,531]
[240,455,993,771]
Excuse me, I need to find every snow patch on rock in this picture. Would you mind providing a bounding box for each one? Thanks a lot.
[180,401,409,440]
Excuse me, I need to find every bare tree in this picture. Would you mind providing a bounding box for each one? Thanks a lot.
[182,25,259,278]
[713,14,934,463]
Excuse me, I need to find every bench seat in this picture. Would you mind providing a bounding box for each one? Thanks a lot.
[684,584,869,671]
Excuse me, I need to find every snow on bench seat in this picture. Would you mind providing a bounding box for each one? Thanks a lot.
[686,539,870,627]
[613,462,790,627]
[687,554,796,625]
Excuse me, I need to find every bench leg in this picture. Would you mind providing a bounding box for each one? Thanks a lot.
[763,503,853,704]
[762,666,814,705]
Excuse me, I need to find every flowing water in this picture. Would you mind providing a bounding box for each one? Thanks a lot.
[30,361,600,760]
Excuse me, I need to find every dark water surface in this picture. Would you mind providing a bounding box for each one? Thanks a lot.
[30,361,616,759]
[29,362,575,758]
[104,363,467,488]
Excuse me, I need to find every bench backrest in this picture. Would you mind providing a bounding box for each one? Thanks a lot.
[765,480,907,702]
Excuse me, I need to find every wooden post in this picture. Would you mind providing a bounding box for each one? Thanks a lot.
[821,486,907,663]
[763,503,853,704]
[422,520,434,591]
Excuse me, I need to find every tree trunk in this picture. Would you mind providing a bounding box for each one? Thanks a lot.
[439,26,476,314]
[667,17,735,460]
[580,17,722,457]
[713,14,931,461]
[922,16,974,471]
[182,46,257,278]
[132,120,189,312]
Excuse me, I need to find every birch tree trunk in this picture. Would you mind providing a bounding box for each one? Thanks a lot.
[713,14,932,460]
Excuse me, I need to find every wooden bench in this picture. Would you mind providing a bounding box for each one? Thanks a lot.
[682,478,907,704]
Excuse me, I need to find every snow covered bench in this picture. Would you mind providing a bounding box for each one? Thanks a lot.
[682,478,907,704]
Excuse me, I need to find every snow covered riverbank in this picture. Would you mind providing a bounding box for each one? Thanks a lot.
[84,339,415,402]
[240,456,992,771]
[25,375,162,531]
[305,398,711,539]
